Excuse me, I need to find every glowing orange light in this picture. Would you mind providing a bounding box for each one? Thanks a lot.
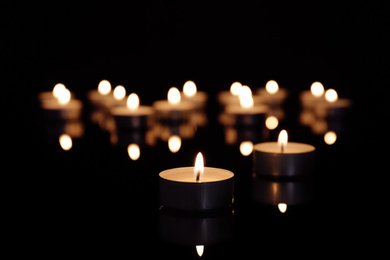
[324,131,337,145]
[278,203,287,213]
[196,245,204,257]
[325,89,338,102]
[278,130,288,152]
[239,141,253,156]
[98,80,111,95]
[194,152,204,182]
[183,80,197,97]
[127,143,140,160]
[265,116,279,130]
[113,85,126,100]
[265,80,279,94]
[310,81,324,97]
[230,82,242,96]
[168,87,181,104]
[59,134,72,150]
[127,93,139,109]
[168,135,181,153]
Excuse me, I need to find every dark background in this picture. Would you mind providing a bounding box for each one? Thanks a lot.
[3,1,388,258]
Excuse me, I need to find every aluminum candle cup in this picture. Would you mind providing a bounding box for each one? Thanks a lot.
[253,142,315,177]
[159,167,234,211]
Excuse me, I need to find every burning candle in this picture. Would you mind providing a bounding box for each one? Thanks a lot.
[40,83,83,121]
[111,93,154,129]
[222,86,268,126]
[159,152,234,210]
[181,80,208,109]
[253,130,315,177]
[153,87,195,122]
[315,88,352,119]
[87,79,113,107]
[257,80,288,106]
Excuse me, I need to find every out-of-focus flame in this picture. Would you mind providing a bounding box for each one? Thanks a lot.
[183,80,197,97]
[127,93,139,109]
[239,141,253,156]
[278,203,287,213]
[265,116,279,130]
[168,87,181,104]
[58,88,71,104]
[230,82,242,96]
[238,85,253,108]
[168,135,181,153]
[325,89,338,103]
[196,245,204,257]
[113,85,126,100]
[278,130,288,152]
[53,83,67,98]
[98,80,111,95]
[265,80,279,94]
[324,131,337,145]
[127,143,140,160]
[194,152,204,182]
[310,81,324,97]
[59,134,72,150]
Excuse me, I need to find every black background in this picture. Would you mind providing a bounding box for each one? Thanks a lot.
[3,1,389,258]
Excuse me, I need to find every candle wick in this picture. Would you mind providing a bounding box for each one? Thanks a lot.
[281,145,284,153]
[196,172,200,182]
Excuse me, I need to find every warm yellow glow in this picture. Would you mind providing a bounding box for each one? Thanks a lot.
[278,130,288,152]
[265,80,279,94]
[168,135,181,153]
[239,141,253,156]
[194,152,204,181]
[58,88,71,104]
[53,83,67,98]
[325,89,338,102]
[127,93,139,109]
[59,134,72,151]
[127,143,140,160]
[196,245,204,257]
[98,80,111,95]
[183,80,197,97]
[265,116,279,130]
[113,85,126,100]
[238,85,253,108]
[167,87,181,104]
[230,82,242,96]
[310,81,324,97]
[278,203,287,213]
[324,131,337,145]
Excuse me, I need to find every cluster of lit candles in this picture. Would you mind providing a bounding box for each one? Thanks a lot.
[38,79,350,210]
[38,79,351,256]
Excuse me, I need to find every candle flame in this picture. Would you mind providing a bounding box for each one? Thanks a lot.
[239,141,253,156]
[278,130,288,152]
[168,87,181,104]
[196,245,204,257]
[127,93,140,109]
[278,203,287,213]
[168,135,181,153]
[98,80,111,95]
[127,143,140,160]
[310,81,324,97]
[58,88,71,104]
[59,134,72,150]
[325,89,338,102]
[52,83,67,98]
[230,82,242,96]
[265,80,279,94]
[238,85,253,108]
[194,152,204,182]
[183,80,197,97]
[113,85,126,100]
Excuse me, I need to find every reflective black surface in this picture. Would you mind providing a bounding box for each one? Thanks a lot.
[6,1,386,258]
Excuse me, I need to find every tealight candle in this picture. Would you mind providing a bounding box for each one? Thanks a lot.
[153,87,194,122]
[40,84,82,121]
[314,88,352,119]
[181,80,208,109]
[87,79,113,107]
[222,86,268,126]
[111,93,154,129]
[218,82,266,107]
[257,80,288,106]
[159,152,234,210]
[253,130,315,177]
